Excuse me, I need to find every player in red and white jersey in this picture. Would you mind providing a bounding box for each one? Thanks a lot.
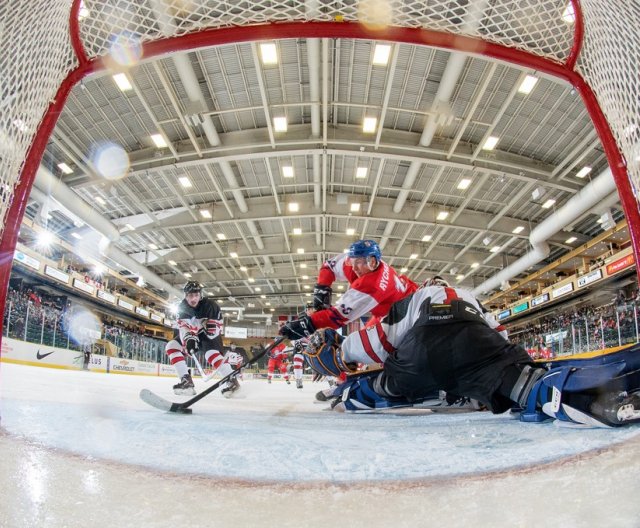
[267,341,292,384]
[279,240,417,341]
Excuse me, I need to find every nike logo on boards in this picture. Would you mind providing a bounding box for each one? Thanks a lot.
[36,350,54,360]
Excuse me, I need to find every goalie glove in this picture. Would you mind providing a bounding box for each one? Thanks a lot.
[183,334,199,355]
[312,284,332,310]
[304,328,358,378]
[279,314,316,340]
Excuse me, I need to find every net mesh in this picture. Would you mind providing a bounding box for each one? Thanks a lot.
[1,0,639,243]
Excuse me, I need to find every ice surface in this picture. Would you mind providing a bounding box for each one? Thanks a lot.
[2,363,640,527]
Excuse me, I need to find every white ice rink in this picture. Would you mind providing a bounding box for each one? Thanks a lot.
[2,362,640,527]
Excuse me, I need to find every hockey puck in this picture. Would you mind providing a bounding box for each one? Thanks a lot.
[174,407,193,414]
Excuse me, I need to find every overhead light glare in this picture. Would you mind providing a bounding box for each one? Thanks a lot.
[95,196,106,205]
[576,166,592,178]
[490,246,501,253]
[58,162,73,174]
[518,75,538,94]
[148,243,158,250]
[356,167,368,179]
[346,228,355,235]
[471,262,479,269]
[350,203,361,212]
[457,178,471,190]
[512,226,524,234]
[282,165,294,178]
[168,260,177,266]
[217,233,226,240]
[436,211,449,221]
[200,209,211,219]
[288,202,299,212]
[541,199,556,209]
[372,44,391,65]
[273,117,287,132]
[229,251,238,258]
[409,253,418,260]
[260,42,278,65]
[297,248,305,254]
[562,3,575,24]
[565,236,577,244]
[178,176,192,188]
[293,227,302,235]
[422,235,432,242]
[151,133,168,149]
[362,117,377,133]
[482,136,499,150]
[113,73,132,91]
[71,232,82,240]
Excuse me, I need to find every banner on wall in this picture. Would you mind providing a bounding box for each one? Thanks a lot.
[606,254,635,275]
[577,269,603,288]
[531,293,550,307]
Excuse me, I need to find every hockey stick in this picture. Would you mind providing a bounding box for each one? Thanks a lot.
[140,335,285,414]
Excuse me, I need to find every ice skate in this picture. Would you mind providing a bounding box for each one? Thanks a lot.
[221,377,240,398]
[286,379,291,385]
[267,378,272,384]
[173,374,195,396]
[591,390,640,426]
[296,379,303,389]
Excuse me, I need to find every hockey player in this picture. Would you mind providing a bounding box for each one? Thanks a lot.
[165,281,242,397]
[306,280,640,427]
[292,339,307,389]
[267,340,291,384]
[279,240,418,349]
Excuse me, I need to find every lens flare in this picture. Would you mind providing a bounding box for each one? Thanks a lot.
[91,142,129,180]
[67,309,102,346]
[108,31,143,67]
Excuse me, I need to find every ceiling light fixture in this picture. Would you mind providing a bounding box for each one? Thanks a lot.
[482,136,499,150]
[372,44,391,65]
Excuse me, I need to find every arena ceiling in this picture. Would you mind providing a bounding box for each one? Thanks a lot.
[24,33,623,315]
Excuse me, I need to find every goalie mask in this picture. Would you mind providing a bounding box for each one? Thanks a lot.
[304,329,358,377]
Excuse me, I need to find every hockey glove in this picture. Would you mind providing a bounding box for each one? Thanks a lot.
[304,328,357,377]
[205,318,222,339]
[279,314,316,340]
[312,284,332,310]
[184,334,199,355]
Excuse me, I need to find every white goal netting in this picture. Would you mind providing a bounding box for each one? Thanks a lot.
[0,0,638,245]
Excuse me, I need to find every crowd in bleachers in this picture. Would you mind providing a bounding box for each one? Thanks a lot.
[509,289,640,359]
[3,286,168,363]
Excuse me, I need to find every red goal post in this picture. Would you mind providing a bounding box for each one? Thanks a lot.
[1,0,639,325]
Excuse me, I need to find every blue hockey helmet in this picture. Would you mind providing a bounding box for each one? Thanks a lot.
[348,239,382,261]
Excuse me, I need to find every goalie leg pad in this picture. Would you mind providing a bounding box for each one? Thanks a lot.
[520,362,633,426]
[304,329,358,377]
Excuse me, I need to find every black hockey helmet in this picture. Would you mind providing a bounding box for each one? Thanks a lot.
[183,281,203,295]
[423,275,450,287]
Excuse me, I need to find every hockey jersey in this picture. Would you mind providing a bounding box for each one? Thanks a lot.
[312,253,418,329]
[269,342,292,361]
[341,285,507,365]
[173,297,223,343]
